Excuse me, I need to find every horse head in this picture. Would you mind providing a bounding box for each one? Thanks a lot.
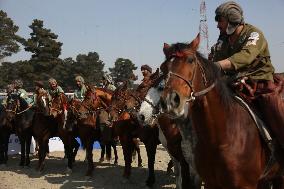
[77,85,99,119]
[137,75,165,126]
[0,94,19,125]
[35,90,50,116]
[49,93,67,118]
[159,33,219,118]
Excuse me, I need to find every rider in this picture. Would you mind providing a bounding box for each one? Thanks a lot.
[101,73,116,91]
[13,79,33,107]
[48,78,68,128]
[136,64,153,92]
[211,1,284,149]
[74,75,87,101]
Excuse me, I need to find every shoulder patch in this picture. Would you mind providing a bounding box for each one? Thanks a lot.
[216,39,223,51]
[246,32,260,46]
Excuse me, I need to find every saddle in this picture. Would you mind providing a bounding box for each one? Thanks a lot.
[231,73,284,148]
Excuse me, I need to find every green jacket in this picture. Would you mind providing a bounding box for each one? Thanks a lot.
[106,83,116,91]
[48,86,64,99]
[74,85,87,101]
[16,88,33,105]
[211,24,274,81]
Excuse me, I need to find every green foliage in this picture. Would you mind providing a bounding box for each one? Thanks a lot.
[23,19,62,62]
[109,58,137,84]
[72,52,105,86]
[0,10,23,61]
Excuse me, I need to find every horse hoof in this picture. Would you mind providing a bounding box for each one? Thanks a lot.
[114,161,118,165]
[65,167,72,175]
[99,158,104,163]
[0,164,7,168]
[138,163,143,167]
[84,176,92,180]
[121,178,130,184]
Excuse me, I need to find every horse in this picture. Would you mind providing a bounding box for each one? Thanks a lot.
[33,90,79,172]
[73,85,115,177]
[137,77,201,189]
[159,34,284,188]
[0,94,34,167]
[108,71,165,187]
[108,86,143,180]
[0,103,14,166]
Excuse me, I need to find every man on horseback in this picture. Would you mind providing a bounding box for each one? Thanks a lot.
[74,75,87,101]
[12,79,33,107]
[48,78,68,128]
[211,1,284,149]
[101,73,116,91]
[136,64,153,92]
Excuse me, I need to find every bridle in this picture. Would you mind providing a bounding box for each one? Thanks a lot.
[164,53,216,102]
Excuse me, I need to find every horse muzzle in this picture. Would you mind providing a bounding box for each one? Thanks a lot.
[160,90,187,118]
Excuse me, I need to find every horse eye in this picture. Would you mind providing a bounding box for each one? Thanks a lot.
[170,57,175,62]
[187,56,194,63]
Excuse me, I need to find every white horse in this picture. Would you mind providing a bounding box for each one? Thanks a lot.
[138,85,201,189]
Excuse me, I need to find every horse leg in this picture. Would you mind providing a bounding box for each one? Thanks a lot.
[25,134,32,167]
[72,137,79,163]
[99,142,105,162]
[167,159,174,174]
[85,140,94,177]
[37,139,48,172]
[133,138,142,167]
[106,142,111,162]
[112,141,118,165]
[19,136,26,166]
[145,142,157,187]
[3,132,10,164]
[121,139,133,180]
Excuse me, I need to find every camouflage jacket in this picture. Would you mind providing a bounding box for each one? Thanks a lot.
[211,23,274,81]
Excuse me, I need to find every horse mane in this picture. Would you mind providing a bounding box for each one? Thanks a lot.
[165,42,235,108]
[195,52,235,108]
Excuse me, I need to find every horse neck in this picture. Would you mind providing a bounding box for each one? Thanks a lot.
[190,64,232,143]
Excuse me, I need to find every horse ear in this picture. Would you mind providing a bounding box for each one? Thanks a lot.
[163,43,170,49]
[163,43,170,55]
[188,33,200,51]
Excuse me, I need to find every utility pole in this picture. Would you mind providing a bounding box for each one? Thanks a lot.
[199,0,209,58]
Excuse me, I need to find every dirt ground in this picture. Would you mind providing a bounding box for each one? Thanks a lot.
[0,145,175,189]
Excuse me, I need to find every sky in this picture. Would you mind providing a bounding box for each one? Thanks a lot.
[1,0,284,80]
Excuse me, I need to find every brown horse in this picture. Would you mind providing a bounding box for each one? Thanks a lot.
[73,86,114,177]
[109,71,164,187]
[33,91,78,172]
[159,34,284,188]
[108,87,143,178]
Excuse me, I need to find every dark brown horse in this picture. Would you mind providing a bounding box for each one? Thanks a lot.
[0,94,34,167]
[33,91,78,172]
[159,34,284,188]
[109,71,163,187]
[0,102,14,165]
[73,86,114,177]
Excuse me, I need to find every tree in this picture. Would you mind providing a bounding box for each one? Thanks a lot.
[0,10,22,61]
[72,52,105,85]
[23,19,62,62]
[109,58,137,83]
